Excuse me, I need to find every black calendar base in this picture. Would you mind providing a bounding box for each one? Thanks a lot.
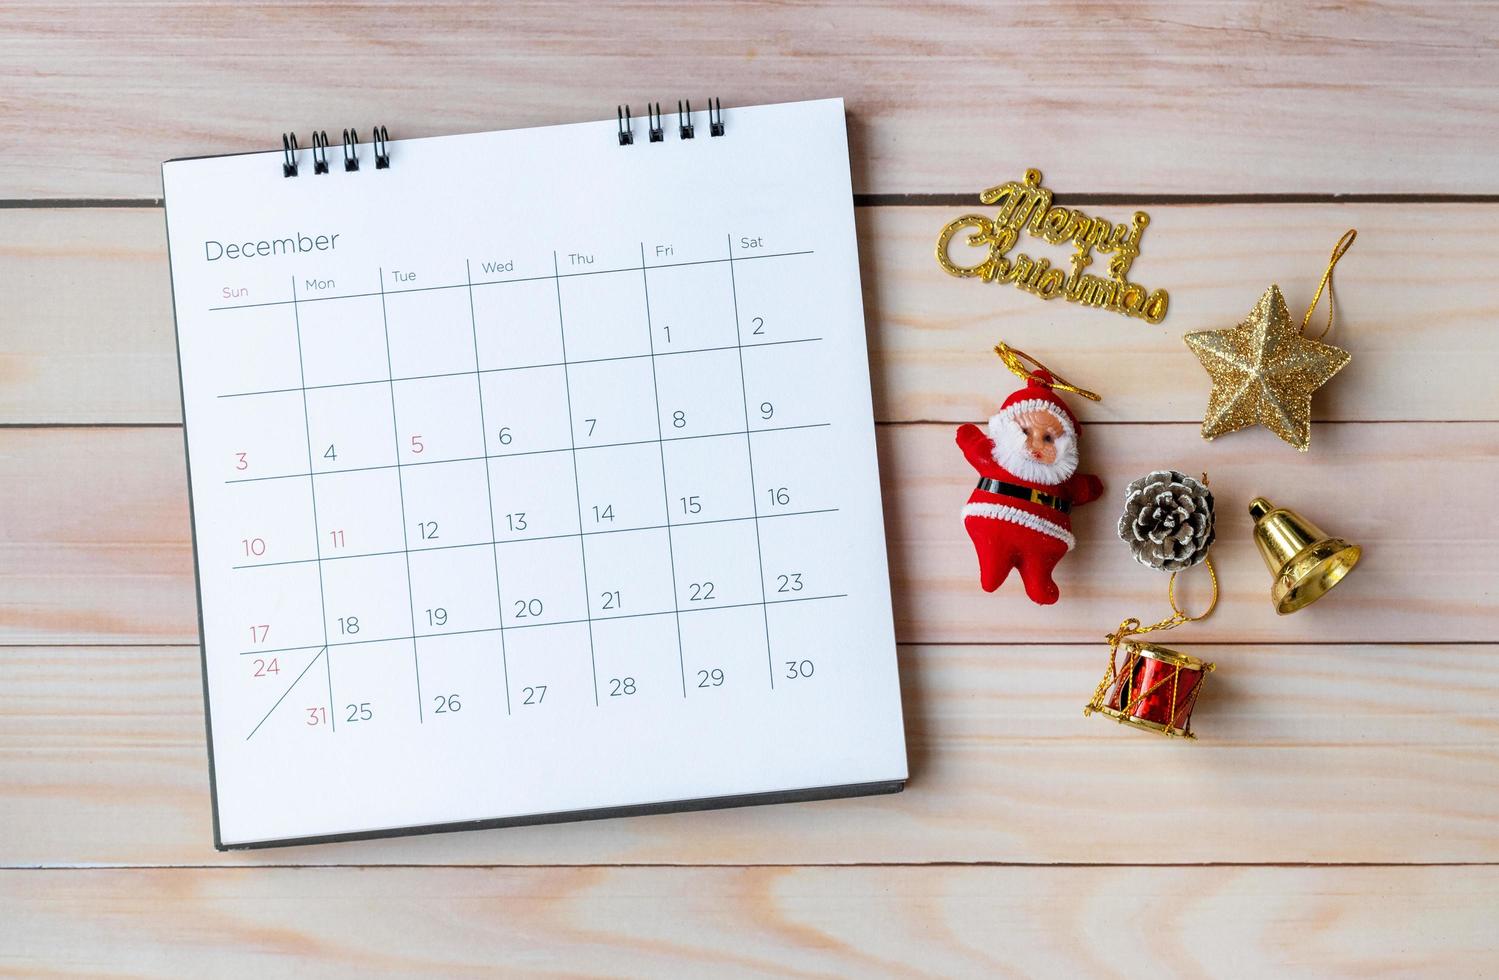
[214,779,908,850]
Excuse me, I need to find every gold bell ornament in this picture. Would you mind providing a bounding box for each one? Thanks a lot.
[1248,497,1362,614]
[1085,471,1219,739]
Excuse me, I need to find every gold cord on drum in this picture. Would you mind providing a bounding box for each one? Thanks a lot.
[1085,556,1218,727]
[1099,553,1218,665]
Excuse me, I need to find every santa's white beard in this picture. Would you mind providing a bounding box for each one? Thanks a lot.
[989,416,1078,486]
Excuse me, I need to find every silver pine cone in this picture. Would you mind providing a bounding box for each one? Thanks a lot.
[1117,470,1215,571]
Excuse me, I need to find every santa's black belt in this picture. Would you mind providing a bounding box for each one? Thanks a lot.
[975,478,1071,513]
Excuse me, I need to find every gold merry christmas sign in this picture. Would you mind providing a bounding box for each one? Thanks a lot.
[936,169,1170,324]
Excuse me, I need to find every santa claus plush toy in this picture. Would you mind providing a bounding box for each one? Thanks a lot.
[957,368,1103,604]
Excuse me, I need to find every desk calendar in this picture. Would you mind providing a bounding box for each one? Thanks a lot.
[162,98,906,848]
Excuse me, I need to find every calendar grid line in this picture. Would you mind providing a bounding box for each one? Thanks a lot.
[551,250,601,706]
[465,258,513,716]
[231,507,842,571]
[638,242,688,698]
[216,336,824,401]
[377,267,427,723]
[235,594,852,659]
[224,423,832,485]
[224,243,841,728]
[288,275,337,733]
[206,249,816,313]
[724,234,777,689]
[245,645,329,741]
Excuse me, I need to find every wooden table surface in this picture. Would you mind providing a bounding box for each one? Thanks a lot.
[4,3,1498,975]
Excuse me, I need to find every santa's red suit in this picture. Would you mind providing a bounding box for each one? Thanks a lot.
[957,372,1103,604]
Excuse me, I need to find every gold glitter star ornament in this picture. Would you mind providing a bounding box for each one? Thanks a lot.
[1183,231,1356,452]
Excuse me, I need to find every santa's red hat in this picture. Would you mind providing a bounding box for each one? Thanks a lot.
[992,369,1080,437]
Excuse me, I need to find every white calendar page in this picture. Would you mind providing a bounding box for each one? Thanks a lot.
[162,98,906,848]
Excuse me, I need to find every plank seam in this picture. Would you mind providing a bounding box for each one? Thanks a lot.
[7,194,1499,211]
[4,640,1497,650]
[5,862,1499,871]
[885,420,1499,428]
[5,420,1498,432]
[0,199,165,209]
[858,193,1499,207]
[0,422,187,430]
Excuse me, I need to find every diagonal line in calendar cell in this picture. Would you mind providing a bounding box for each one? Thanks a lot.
[245,645,329,741]
[233,594,851,660]
[724,232,776,687]
[551,249,600,706]
[465,258,513,716]
[288,275,337,733]
[374,266,428,722]
[214,336,824,402]
[638,241,688,698]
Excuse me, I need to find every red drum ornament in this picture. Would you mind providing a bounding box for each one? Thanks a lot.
[1087,641,1214,738]
[1086,471,1219,739]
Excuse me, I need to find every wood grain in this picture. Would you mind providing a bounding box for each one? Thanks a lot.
[6,205,1498,426]
[864,205,1499,426]
[6,641,1497,867]
[883,420,1499,644]
[4,3,1499,198]
[4,866,1498,976]
[7,0,1499,968]
[3,424,1492,647]
[0,210,175,425]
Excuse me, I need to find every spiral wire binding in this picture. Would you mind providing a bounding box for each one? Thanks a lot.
[619,98,724,146]
[282,101,726,174]
[372,125,391,169]
[281,133,299,177]
[280,125,389,176]
[311,131,330,175]
[342,128,360,171]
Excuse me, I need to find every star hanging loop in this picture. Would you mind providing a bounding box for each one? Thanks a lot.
[1182,230,1356,452]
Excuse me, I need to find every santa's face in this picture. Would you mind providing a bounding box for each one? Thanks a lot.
[990,405,1078,486]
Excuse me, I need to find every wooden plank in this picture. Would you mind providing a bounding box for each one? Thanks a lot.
[5,643,1497,867]
[0,209,175,425]
[883,419,1499,645]
[867,205,1499,426]
[4,3,1498,198]
[6,205,1499,426]
[2,424,1491,647]
[0,428,190,645]
[4,866,1498,975]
